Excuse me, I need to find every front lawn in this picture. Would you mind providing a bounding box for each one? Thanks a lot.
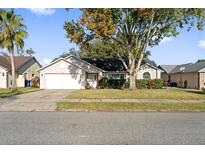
[66,88,205,100]
[57,102,205,111]
[0,87,40,98]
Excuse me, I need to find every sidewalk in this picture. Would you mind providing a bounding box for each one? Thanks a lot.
[60,98,205,103]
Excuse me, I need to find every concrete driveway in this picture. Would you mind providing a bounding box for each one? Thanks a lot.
[0,90,74,111]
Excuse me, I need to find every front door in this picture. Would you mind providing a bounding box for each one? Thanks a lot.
[87,73,98,88]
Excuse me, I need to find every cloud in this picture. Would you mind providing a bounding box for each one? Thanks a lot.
[27,8,56,16]
[43,58,52,65]
[198,40,205,49]
[160,37,173,44]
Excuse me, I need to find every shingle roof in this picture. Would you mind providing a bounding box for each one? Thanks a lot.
[183,62,205,72]
[159,62,205,74]
[158,65,177,73]
[82,58,157,72]
[170,63,192,73]
[0,56,33,71]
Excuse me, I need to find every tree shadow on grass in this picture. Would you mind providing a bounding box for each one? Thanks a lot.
[184,89,204,95]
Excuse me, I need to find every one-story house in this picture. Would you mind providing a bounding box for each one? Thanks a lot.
[39,55,162,89]
[0,56,41,88]
[159,62,205,89]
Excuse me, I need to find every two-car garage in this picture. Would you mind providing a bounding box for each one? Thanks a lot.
[44,73,83,89]
[38,55,103,89]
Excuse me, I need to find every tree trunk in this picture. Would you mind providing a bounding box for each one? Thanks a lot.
[129,72,136,90]
[9,51,17,92]
[128,53,136,90]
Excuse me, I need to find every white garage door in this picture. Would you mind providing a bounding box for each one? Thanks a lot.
[45,73,83,89]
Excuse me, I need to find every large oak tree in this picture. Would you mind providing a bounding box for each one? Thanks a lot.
[64,8,205,89]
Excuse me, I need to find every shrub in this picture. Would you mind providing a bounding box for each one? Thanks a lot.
[153,79,163,89]
[99,77,109,89]
[108,79,126,89]
[99,78,126,89]
[30,76,40,88]
[136,79,149,89]
[136,79,163,89]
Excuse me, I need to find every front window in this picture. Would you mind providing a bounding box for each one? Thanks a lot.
[106,73,126,79]
[143,72,151,79]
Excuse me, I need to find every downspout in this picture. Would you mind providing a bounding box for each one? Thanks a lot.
[198,72,200,90]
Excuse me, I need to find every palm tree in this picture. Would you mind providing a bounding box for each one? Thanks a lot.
[17,48,35,56]
[25,48,35,56]
[0,9,28,92]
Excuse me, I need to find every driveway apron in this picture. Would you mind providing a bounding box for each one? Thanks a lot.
[0,90,73,111]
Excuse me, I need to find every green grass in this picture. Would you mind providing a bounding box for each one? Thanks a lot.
[66,88,205,100]
[57,102,205,111]
[0,87,40,98]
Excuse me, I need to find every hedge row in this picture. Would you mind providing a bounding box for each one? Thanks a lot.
[136,79,163,89]
[99,77,126,89]
[99,77,163,89]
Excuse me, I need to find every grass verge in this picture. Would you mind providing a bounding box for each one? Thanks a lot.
[0,87,40,98]
[57,102,205,112]
[66,89,205,100]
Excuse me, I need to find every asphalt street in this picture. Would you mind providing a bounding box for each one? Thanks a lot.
[0,112,204,144]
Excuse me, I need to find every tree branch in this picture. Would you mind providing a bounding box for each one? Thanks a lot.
[117,54,128,70]
[135,10,156,72]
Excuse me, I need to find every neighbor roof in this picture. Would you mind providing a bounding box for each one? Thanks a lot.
[158,65,177,73]
[182,61,205,73]
[0,56,34,71]
[170,63,192,73]
[159,62,205,74]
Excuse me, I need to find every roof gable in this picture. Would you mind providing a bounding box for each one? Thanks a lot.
[38,55,105,73]
[65,55,105,72]
[158,65,177,73]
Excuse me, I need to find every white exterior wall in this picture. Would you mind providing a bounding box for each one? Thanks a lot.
[17,74,25,87]
[40,60,86,89]
[0,66,8,88]
[157,70,161,79]
[66,57,102,73]
[18,59,41,80]
[136,64,160,79]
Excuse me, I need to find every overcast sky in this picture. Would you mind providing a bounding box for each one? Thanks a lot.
[12,8,205,66]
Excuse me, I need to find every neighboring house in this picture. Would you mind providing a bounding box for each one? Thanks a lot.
[38,55,162,89]
[159,62,205,89]
[158,65,177,82]
[0,56,41,88]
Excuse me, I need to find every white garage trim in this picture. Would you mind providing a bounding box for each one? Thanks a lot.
[44,73,85,89]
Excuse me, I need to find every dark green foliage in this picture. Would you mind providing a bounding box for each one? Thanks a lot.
[136,79,150,89]
[108,79,126,89]
[99,77,109,89]
[99,78,126,89]
[196,59,205,63]
[153,79,164,89]
[136,79,163,89]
